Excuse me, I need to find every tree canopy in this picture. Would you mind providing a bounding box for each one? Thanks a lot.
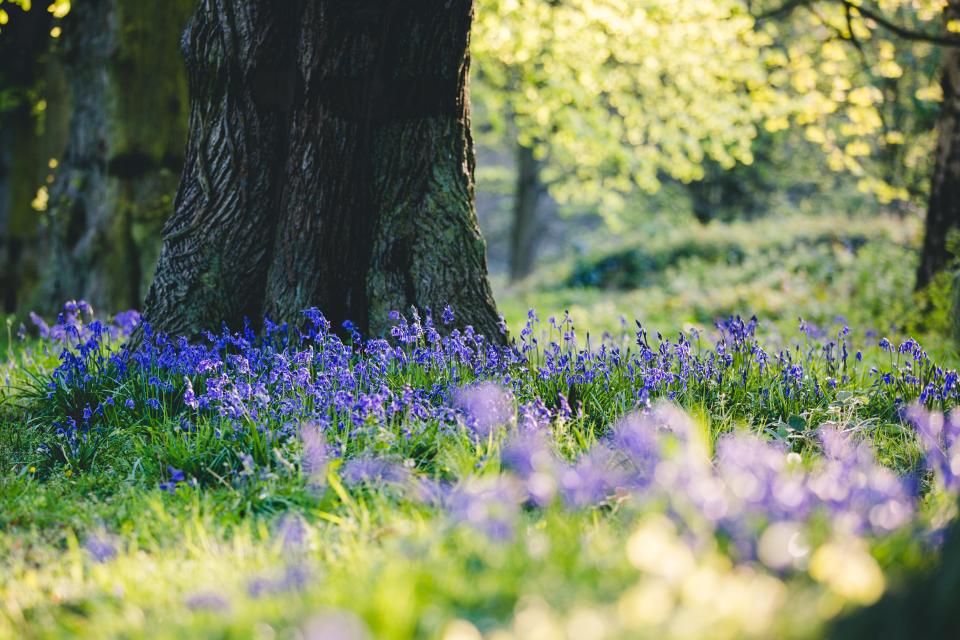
[472,0,951,224]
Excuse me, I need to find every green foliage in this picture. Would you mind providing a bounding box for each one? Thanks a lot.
[912,230,960,343]
[567,223,878,291]
[953,270,960,348]
[496,212,935,349]
[471,0,949,231]
[0,305,952,637]
[1,204,958,636]
[473,0,769,224]
[0,0,68,32]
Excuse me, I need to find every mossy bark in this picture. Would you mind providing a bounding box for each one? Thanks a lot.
[0,105,42,312]
[141,0,502,341]
[0,2,64,312]
[37,0,192,314]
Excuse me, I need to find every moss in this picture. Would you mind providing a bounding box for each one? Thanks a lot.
[5,108,43,240]
[108,0,193,169]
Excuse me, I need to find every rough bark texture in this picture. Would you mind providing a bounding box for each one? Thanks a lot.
[142,0,502,341]
[917,2,960,291]
[508,143,545,282]
[37,0,191,314]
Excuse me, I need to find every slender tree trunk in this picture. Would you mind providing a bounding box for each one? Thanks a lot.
[917,3,960,291]
[508,143,545,282]
[37,0,191,314]
[688,179,721,225]
[142,0,502,341]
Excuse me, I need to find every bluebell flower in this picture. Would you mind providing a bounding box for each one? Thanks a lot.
[302,611,371,640]
[452,382,514,437]
[341,456,410,486]
[184,591,230,612]
[183,376,198,409]
[247,564,311,598]
[446,476,524,541]
[441,305,455,325]
[906,404,960,491]
[300,422,329,486]
[83,533,117,563]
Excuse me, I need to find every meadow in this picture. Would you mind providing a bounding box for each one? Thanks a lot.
[1,211,958,639]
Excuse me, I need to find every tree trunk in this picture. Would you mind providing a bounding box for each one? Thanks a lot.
[141,0,502,341]
[508,143,545,282]
[37,0,191,314]
[0,2,59,313]
[0,105,40,313]
[917,3,960,291]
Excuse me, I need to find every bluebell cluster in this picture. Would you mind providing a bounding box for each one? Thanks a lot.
[21,301,960,549]
[494,404,917,547]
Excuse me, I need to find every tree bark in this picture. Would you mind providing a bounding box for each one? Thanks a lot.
[0,2,59,312]
[0,104,41,313]
[917,2,960,291]
[141,0,502,341]
[508,143,545,282]
[37,0,191,314]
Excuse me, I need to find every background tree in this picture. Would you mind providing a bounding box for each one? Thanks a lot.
[140,0,502,340]
[0,0,66,312]
[918,0,960,290]
[472,0,771,281]
[35,0,192,313]
[751,0,960,293]
[472,0,957,293]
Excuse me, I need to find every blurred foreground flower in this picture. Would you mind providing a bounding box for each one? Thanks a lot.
[906,403,960,491]
[303,610,371,640]
[453,382,515,437]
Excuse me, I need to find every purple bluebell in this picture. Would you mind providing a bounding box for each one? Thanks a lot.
[452,382,514,437]
[303,611,371,640]
[446,476,525,541]
[184,591,231,612]
[83,533,117,563]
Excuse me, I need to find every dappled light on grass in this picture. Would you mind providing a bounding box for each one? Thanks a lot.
[0,300,958,637]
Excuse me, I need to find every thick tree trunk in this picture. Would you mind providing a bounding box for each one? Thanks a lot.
[37,0,191,314]
[142,0,502,341]
[917,4,960,291]
[508,143,545,282]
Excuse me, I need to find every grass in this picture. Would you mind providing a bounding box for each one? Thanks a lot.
[0,210,958,639]
[493,211,947,352]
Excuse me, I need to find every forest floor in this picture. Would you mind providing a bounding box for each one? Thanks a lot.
[1,211,958,639]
